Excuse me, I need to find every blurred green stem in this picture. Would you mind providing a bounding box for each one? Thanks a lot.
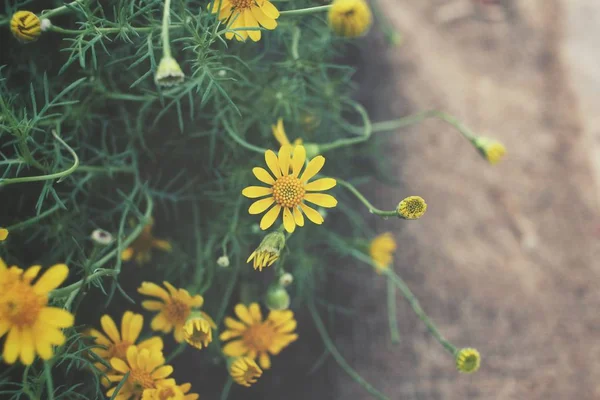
[161,0,173,58]
[387,277,401,344]
[280,5,331,16]
[335,179,396,217]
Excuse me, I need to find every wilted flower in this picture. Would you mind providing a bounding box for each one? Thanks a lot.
[155,56,185,87]
[230,357,262,387]
[246,231,286,271]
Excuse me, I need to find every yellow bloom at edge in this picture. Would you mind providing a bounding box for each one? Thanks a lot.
[455,348,481,373]
[328,0,373,38]
[138,281,213,343]
[242,144,338,233]
[272,119,303,148]
[87,311,163,375]
[0,228,8,241]
[220,302,298,369]
[0,259,74,365]
[210,0,280,42]
[230,357,263,387]
[106,346,173,399]
[141,379,199,400]
[369,232,397,274]
[183,313,217,350]
[121,219,172,265]
[11,11,41,42]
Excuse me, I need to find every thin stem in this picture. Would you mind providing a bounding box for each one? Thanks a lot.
[308,299,389,400]
[48,25,156,35]
[291,26,301,60]
[6,205,62,231]
[219,378,233,400]
[335,179,396,217]
[385,270,457,355]
[41,0,89,20]
[44,362,55,400]
[387,277,401,344]
[161,0,173,58]
[280,5,331,16]
[319,101,372,153]
[222,119,267,154]
[49,269,117,298]
[0,130,79,187]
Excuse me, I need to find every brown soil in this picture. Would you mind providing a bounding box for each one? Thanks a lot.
[330,1,600,399]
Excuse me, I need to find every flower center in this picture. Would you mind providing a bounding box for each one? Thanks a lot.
[242,322,275,352]
[164,299,191,325]
[230,0,254,10]
[130,369,156,393]
[108,340,132,360]
[272,175,305,208]
[0,281,46,327]
[244,365,261,382]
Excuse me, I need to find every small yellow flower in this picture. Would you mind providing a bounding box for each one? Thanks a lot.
[473,137,506,165]
[138,281,213,343]
[220,303,298,369]
[242,145,337,233]
[210,0,280,42]
[247,231,286,271]
[141,379,199,400]
[183,313,217,350]
[0,228,8,241]
[328,0,373,38]
[397,196,427,220]
[87,311,163,374]
[272,119,303,148]
[0,259,74,365]
[369,233,397,273]
[106,346,173,399]
[455,348,481,373]
[11,11,41,43]
[230,357,263,387]
[121,219,172,265]
[155,56,185,87]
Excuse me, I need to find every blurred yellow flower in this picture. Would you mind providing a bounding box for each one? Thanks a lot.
[121,219,172,265]
[369,232,397,273]
[0,228,8,241]
[455,348,481,373]
[230,357,262,387]
[328,0,372,38]
[0,259,74,365]
[242,145,337,233]
[183,313,217,350]
[474,137,506,165]
[272,119,302,149]
[397,196,427,220]
[11,11,41,42]
[220,303,298,369]
[210,0,280,42]
[141,379,199,400]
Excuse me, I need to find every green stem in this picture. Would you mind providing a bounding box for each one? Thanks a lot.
[49,269,117,298]
[44,362,55,400]
[161,0,173,58]
[41,0,89,20]
[280,5,331,16]
[308,299,389,400]
[318,101,372,153]
[48,25,155,35]
[222,119,266,154]
[6,205,62,231]
[335,179,396,217]
[291,26,301,60]
[385,270,457,355]
[219,378,233,400]
[0,130,79,187]
[387,277,401,344]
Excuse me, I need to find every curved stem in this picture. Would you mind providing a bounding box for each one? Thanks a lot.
[40,0,89,20]
[308,299,389,400]
[223,119,267,154]
[280,5,331,16]
[335,179,396,217]
[319,101,372,153]
[6,205,62,231]
[161,0,173,58]
[291,26,301,60]
[0,130,79,187]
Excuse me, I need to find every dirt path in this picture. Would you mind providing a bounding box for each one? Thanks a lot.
[332,1,600,399]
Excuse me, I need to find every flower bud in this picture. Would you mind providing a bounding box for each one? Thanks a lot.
[11,11,42,43]
[217,255,230,268]
[0,228,8,242]
[265,284,290,311]
[90,229,113,246]
[455,348,481,373]
[328,0,373,38]
[40,18,52,32]
[246,231,286,271]
[279,272,293,287]
[472,137,506,165]
[397,196,427,220]
[155,56,185,87]
[183,312,216,350]
[230,357,262,387]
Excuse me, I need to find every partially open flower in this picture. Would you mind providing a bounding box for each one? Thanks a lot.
[155,56,185,87]
[230,357,263,387]
[473,137,506,165]
[91,229,113,246]
[11,11,41,43]
[265,284,290,311]
[397,196,427,220]
[247,231,286,271]
[183,313,216,350]
[328,0,373,38]
[455,348,481,373]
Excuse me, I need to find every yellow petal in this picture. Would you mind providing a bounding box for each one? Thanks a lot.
[291,145,306,177]
[252,167,275,185]
[244,10,261,42]
[3,327,21,364]
[300,156,325,182]
[38,307,74,328]
[271,118,289,146]
[152,239,172,252]
[242,186,272,199]
[249,198,275,215]
[23,265,41,281]
[138,282,170,301]
[252,5,277,30]
[293,207,304,227]
[126,313,143,343]
[224,317,247,331]
[0,228,8,241]
[138,336,164,352]
[258,0,280,19]
[0,258,6,271]
[222,340,248,357]
[234,304,253,325]
[259,204,281,230]
[304,178,336,191]
[101,315,121,343]
[110,357,130,373]
[304,193,338,208]
[126,346,139,368]
[35,334,53,360]
[282,208,296,233]
[220,330,242,341]
[300,203,324,225]
[20,328,35,365]
[248,303,263,323]
[142,300,164,311]
[33,264,69,294]
[151,313,171,332]
[265,150,282,178]
[152,365,173,379]
[258,352,271,369]
[278,145,292,175]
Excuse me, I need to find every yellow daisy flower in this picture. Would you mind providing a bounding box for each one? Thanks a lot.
[220,303,298,369]
[183,313,217,350]
[88,311,163,374]
[11,11,41,43]
[242,145,337,233]
[106,345,173,399]
[0,228,8,241]
[121,219,172,265]
[455,348,481,373]
[272,119,302,148]
[210,0,280,42]
[141,379,199,400]
[138,281,214,343]
[0,259,74,365]
[397,196,427,220]
[328,0,373,38]
[369,232,397,273]
[230,357,262,387]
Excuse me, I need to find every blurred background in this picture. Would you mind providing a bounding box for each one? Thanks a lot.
[327,0,600,399]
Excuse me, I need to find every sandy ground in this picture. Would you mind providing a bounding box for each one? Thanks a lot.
[330,1,600,399]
